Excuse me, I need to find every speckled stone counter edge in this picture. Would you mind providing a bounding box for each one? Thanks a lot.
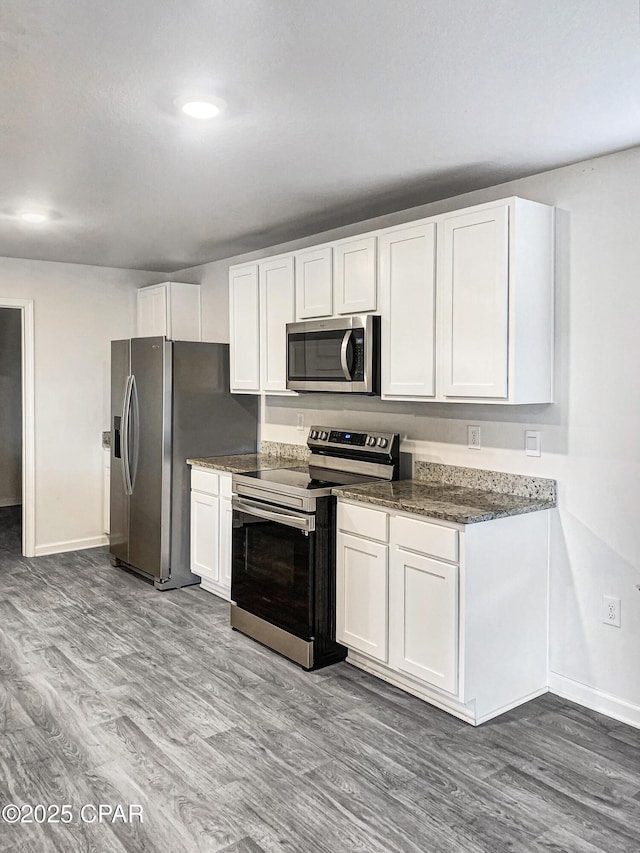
[331,484,555,525]
[414,460,556,501]
[260,441,311,461]
[102,431,111,449]
[187,441,308,474]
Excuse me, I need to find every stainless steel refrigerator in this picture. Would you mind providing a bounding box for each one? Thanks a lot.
[109,338,258,590]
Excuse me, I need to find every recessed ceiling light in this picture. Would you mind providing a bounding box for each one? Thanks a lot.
[181,100,221,119]
[176,94,226,120]
[19,211,48,224]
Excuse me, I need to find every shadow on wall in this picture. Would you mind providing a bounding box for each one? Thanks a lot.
[549,506,640,708]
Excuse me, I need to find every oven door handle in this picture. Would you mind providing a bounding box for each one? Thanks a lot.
[232,497,316,532]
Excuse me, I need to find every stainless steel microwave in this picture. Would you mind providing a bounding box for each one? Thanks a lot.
[286,315,380,394]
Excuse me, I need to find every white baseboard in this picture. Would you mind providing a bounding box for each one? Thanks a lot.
[549,671,640,729]
[35,535,109,557]
[0,497,22,507]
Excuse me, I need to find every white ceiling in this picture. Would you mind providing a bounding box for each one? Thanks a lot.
[1,0,639,272]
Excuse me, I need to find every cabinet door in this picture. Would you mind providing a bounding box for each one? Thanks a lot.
[440,205,509,398]
[295,247,333,319]
[389,547,458,694]
[190,490,220,582]
[219,497,233,592]
[259,256,295,393]
[334,236,377,314]
[336,532,388,662]
[137,285,168,338]
[380,223,436,398]
[166,283,201,341]
[229,265,260,393]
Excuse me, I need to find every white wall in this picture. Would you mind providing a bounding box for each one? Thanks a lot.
[0,257,162,553]
[176,145,640,726]
[0,307,22,505]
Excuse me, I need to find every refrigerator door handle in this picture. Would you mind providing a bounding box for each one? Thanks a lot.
[129,373,140,493]
[121,374,134,495]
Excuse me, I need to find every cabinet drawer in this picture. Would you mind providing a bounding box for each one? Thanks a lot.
[338,502,388,542]
[191,468,220,495]
[391,515,458,563]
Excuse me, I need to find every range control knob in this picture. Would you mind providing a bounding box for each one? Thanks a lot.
[310,429,318,440]
[320,431,328,440]
[377,437,388,448]
[366,435,377,447]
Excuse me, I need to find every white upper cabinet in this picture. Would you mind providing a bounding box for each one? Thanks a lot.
[440,204,509,398]
[229,258,295,395]
[294,236,377,320]
[295,247,333,319]
[259,256,295,394]
[334,235,377,314]
[438,198,554,403]
[379,222,437,400]
[227,196,553,403]
[137,285,167,338]
[229,264,260,393]
[137,282,201,341]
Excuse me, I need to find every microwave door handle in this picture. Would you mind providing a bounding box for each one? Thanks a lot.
[232,497,315,532]
[340,329,354,380]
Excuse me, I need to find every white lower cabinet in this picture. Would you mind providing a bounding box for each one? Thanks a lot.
[190,467,233,600]
[388,547,458,694]
[191,490,220,580]
[336,498,549,725]
[336,532,388,662]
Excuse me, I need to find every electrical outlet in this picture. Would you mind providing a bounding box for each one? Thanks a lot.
[467,425,481,449]
[602,595,621,627]
[296,413,305,431]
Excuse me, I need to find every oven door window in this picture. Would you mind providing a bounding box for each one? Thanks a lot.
[288,329,354,382]
[232,510,314,639]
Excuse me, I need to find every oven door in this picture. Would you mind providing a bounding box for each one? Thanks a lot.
[231,496,315,640]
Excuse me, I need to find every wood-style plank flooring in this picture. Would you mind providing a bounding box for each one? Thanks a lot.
[1,505,639,852]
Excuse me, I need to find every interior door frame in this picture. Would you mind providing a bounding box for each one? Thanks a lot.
[0,298,35,557]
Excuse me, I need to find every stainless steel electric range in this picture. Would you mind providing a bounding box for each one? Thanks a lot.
[230,426,400,670]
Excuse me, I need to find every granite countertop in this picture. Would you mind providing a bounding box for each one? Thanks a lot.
[187,453,304,474]
[331,479,556,525]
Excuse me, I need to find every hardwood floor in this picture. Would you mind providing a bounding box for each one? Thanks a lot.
[1,505,639,852]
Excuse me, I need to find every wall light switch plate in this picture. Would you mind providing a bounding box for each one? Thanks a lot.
[467,425,481,449]
[296,413,305,431]
[525,430,541,457]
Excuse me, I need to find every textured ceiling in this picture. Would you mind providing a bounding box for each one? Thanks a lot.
[1,0,639,272]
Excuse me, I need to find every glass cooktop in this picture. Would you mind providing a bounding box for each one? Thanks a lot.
[236,466,377,492]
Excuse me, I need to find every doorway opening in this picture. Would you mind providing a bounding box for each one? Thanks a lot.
[0,299,34,557]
